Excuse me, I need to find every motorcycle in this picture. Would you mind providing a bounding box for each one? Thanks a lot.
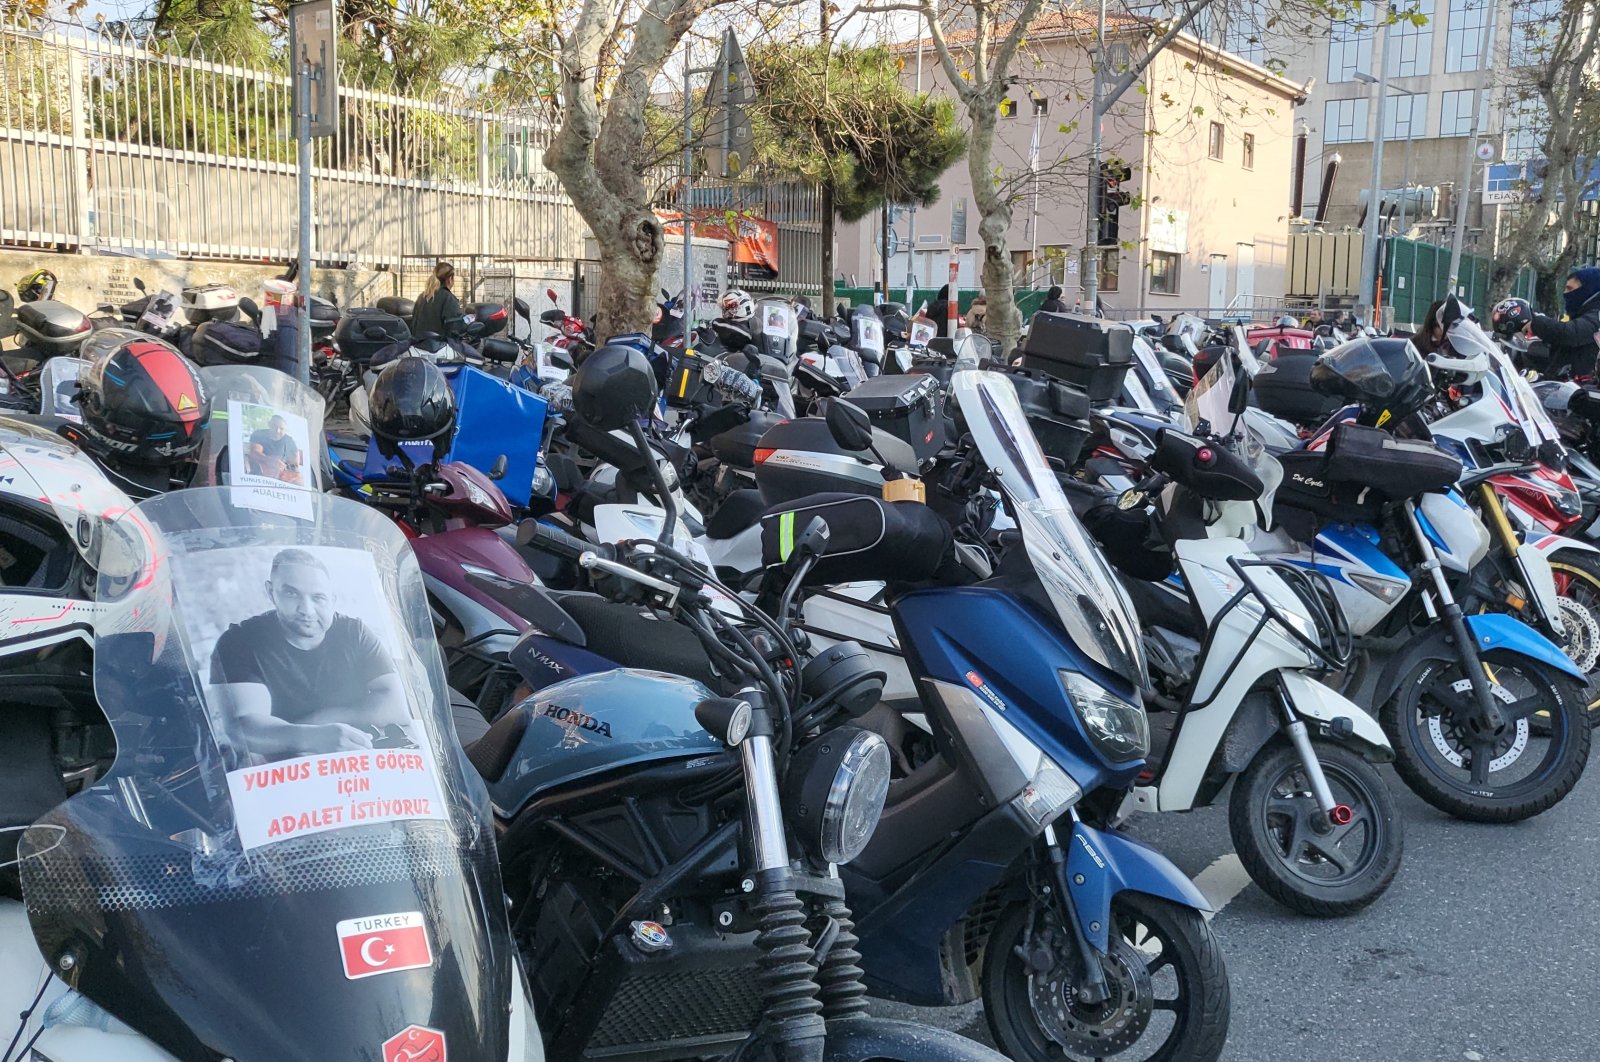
[2,484,547,1060]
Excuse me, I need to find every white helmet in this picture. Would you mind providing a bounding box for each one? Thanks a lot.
[720,289,754,323]
[0,424,136,658]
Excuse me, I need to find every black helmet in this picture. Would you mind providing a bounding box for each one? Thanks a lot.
[75,327,209,467]
[1492,297,1534,338]
[1310,336,1433,425]
[571,341,658,430]
[369,356,456,463]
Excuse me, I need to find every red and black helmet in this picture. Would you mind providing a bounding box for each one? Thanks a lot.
[75,327,210,467]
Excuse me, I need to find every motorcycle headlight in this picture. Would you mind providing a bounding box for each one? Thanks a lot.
[1059,671,1149,762]
[786,728,892,865]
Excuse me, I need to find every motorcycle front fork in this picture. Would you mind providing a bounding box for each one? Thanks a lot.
[1404,500,1507,733]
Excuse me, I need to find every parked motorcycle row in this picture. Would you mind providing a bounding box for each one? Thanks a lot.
[2,265,1599,1062]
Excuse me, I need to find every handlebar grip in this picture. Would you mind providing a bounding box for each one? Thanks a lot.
[518,519,602,562]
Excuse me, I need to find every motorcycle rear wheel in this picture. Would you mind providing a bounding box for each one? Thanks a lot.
[982,893,1228,1062]
[1381,649,1591,822]
[1228,738,1402,917]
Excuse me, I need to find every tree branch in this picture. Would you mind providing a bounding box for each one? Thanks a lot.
[1103,0,1215,109]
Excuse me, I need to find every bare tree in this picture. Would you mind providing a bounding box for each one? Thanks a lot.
[545,0,725,337]
[1491,0,1600,300]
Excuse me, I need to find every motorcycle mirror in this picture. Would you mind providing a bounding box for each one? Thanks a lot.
[97,302,117,315]
[134,277,146,292]
[488,454,509,480]
[1228,362,1252,415]
[546,287,558,304]
[824,398,875,453]
[785,516,831,574]
[238,296,261,323]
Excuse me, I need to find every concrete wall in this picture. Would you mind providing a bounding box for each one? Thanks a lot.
[0,249,575,319]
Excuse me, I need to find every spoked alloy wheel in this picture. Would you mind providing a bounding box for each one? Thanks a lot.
[1228,738,1402,917]
[1382,650,1591,822]
[983,893,1229,1062]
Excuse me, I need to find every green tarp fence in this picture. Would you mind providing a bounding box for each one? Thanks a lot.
[833,285,1051,319]
[1383,238,1537,328]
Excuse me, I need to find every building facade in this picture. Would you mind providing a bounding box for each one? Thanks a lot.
[836,16,1307,313]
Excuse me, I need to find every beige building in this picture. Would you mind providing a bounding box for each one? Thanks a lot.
[836,13,1309,313]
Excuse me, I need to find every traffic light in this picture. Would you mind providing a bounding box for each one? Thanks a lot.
[1097,161,1133,246]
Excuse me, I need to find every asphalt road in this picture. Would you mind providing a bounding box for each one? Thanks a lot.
[867,760,1600,1062]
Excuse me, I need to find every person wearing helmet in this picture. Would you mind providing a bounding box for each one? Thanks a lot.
[1275,314,1298,329]
[16,269,56,303]
[1528,267,1600,378]
[1492,297,1534,339]
[40,327,211,497]
[368,355,458,468]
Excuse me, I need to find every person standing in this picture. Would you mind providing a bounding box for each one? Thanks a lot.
[412,262,464,339]
[1037,285,1068,315]
[1529,267,1600,378]
[927,285,953,338]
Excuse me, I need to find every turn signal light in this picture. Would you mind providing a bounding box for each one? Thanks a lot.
[754,448,776,464]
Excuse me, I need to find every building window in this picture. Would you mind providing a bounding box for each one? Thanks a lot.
[1242,133,1255,169]
[1328,2,1373,83]
[1000,98,1018,118]
[1031,96,1049,117]
[1149,252,1180,295]
[1510,0,1561,66]
[1323,98,1370,144]
[1208,122,1225,160]
[1101,249,1120,293]
[1382,92,1428,139]
[1503,95,1546,161]
[1386,0,1433,77]
[1439,89,1477,136]
[1222,0,1269,63]
[1445,0,1488,73]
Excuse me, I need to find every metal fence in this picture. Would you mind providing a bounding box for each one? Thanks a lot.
[0,17,580,266]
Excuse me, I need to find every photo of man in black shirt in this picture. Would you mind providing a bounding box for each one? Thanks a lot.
[209,547,408,761]
[245,414,305,484]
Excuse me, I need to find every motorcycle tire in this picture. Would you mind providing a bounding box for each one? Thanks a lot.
[1546,547,1600,725]
[982,892,1228,1062]
[1228,737,1402,918]
[1381,649,1592,822]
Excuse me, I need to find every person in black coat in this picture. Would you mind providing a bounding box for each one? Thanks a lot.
[926,284,953,337]
[1529,267,1600,378]
[413,261,465,339]
[1037,285,1068,315]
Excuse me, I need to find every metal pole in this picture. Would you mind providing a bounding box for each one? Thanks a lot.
[1082,0,1106,310]
[1448,0,1499,292]
[1030,98,1041,289]
[904,11,927,304]
[1358,5,1391,328]
[295,50,314,384]
[681,41,695,340]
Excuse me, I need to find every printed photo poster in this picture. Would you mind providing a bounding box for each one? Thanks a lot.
[908,318,936,350]
[226,399,314,520]
[172,544,448,851]
[854,316,885,356]
[762,303,794,340]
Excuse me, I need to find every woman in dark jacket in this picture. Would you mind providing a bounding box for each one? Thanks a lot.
[926,284,953,338]
[1037,285,1068,315]
[1529,267,1600,378]
[413,261,465,339]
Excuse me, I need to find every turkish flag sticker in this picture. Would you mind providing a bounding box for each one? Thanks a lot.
[337,911,432,980]
[383,1025,446,1062]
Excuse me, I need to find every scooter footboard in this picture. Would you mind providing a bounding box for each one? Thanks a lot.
[1064,821,1210,952]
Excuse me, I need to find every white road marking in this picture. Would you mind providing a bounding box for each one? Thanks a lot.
[1192,853,1253,921]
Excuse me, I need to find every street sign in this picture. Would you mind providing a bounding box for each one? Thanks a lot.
[701,30,755,179]
[1475,141,1494,162]
[289,0,337,138]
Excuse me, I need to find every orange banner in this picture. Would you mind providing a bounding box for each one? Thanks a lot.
[660,211,780,275]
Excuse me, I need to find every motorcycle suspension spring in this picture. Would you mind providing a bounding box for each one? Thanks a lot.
[752,885,826,1046]
[813,898,869,1021]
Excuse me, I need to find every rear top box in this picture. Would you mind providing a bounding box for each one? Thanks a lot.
[1021,311,1133,402]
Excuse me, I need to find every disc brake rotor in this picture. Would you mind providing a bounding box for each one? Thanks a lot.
[1555,595,1600,675]
[1029,931,1154,1055]
[1427,705,1530,772]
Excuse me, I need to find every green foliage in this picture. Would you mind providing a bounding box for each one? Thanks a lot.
[748,43,966,223]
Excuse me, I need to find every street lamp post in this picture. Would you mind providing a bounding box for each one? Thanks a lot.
[1354,9,1391,329]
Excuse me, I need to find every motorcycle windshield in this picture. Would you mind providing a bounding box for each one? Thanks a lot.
[18,489,512,1062]
[0,419,137,572]
[193,365,326,511]
[1448,314,1563,450]
[952,370,1148,686]
[1128,336,1180,414]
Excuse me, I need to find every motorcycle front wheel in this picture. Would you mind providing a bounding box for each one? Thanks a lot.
[1382,649,1592,822]
[1228,737,1402,917]
[1547,547,1600,724]
[982,893,1229,1062]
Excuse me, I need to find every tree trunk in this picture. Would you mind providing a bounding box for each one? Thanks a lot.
[821,181,836,316]
[966,97,1020,351]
